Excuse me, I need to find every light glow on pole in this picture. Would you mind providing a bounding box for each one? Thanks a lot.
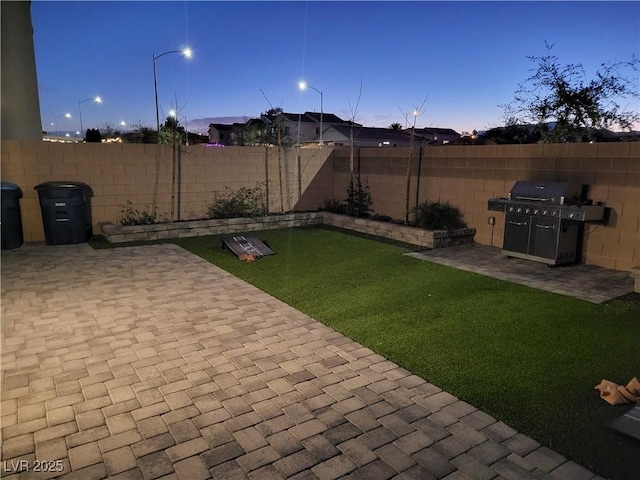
[78,96,102,139]
[298,81,324,146]
[53,112,71,136]
[153,48,192,143]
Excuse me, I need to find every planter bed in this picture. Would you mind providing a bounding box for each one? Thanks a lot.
[99,212,476,248]
[321,212,475,249]
[100,212,323,243]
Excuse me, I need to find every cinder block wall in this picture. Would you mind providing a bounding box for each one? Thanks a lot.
[331,143,640,271]
[0,141,332,243]
[2,140,637,271]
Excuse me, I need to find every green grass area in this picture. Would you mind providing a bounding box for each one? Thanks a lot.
[91,228,640,479]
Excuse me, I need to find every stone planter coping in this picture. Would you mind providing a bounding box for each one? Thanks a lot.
[100,212,476,249]
[630,266,640,294]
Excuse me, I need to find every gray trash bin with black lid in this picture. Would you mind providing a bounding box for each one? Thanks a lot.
[35,181,93,245]
[1,182,24,249]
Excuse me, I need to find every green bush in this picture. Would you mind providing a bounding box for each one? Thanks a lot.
[371,213,394,223]
[414,200,467,230]
[321,198,347,214]
[119,201,164,226]
[206,184,266,219]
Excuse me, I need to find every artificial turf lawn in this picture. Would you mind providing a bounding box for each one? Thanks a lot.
[92,227,640,479]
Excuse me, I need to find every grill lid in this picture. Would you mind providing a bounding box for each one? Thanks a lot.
[508,181,583,205]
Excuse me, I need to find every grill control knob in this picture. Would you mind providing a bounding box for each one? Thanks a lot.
[508,206,514,212]
[533,209,539,215]
[551,211,557,216]
[569,213,575,219]
[516,208,522,213]
[542,210,547,216]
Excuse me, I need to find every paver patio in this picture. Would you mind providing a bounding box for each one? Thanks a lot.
[1,243,606,479]
[407,243,634,304]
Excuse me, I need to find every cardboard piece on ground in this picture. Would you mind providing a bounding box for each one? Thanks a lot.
[595,379,629,405]
[594,377,640,406]
[222,236,275,260]
[626,377,640,396]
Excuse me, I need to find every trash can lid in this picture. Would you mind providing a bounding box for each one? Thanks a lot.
[35,181,93,195]
[1,182,23,196]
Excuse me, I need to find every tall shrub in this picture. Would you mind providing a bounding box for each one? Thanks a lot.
[414,200,467,230]
[346,176,373,218]
[206,184,266,219]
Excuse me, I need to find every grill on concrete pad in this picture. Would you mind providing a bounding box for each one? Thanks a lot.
[488,181,605,265]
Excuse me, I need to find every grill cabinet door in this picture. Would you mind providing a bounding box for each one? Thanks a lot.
[503,213,530,254]
[529,217,561,260]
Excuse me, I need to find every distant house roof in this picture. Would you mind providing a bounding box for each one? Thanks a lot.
[413,127,460,137]
[303,112,352,124]
[263,112,304,123]
[329,125,414,142]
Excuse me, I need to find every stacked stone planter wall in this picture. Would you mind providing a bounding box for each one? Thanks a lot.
[100,213,324,243]
[321,213,475,249]
[100,212,475,248]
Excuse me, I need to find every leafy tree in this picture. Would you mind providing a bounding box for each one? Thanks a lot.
[99,122,119,139]
[482,121,543,144]
[503,43,640,142]
[122,122,157,143]
[242,108,294,146]
[85,128,102,143]
[242,122,269,146]
[159,115,185,144]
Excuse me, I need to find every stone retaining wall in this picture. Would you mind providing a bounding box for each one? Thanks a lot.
[321,213,475,248]
[100,212,324,243]
[100,212,476,249]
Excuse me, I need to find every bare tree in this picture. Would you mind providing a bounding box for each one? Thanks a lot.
[342,78,363,175]
[341,80,372,218]
[400,95,428,225]
[260,90,286,213]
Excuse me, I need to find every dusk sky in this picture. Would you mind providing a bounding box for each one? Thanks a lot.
[32,1,639,136]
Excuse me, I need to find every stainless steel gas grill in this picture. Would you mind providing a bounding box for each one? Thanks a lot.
[488,181,605,265]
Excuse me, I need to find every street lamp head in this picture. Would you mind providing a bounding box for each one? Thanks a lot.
[169,109,177,117]
[79,96,102,105]
[183,48,192,59]
[298,82,322,96]
[64,112,71,118]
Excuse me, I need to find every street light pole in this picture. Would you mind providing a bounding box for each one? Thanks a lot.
[299,82,324,146]
[78,96,101,140]
[53,112,71,137]
[153,48,192,144]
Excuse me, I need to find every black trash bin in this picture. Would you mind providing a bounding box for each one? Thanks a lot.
[35,181,93,245]
[1,182,24,249]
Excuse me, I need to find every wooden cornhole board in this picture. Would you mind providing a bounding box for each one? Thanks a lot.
[221,235,275,259]
[608,405,640,440]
